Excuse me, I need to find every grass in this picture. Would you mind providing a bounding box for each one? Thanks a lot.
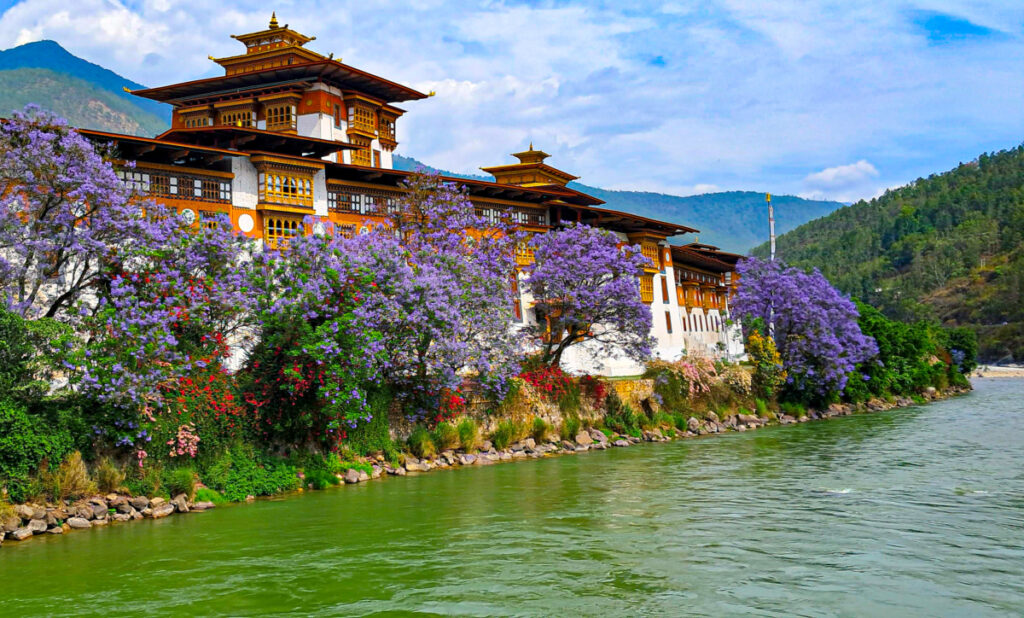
[491,419,527,450]
[755,398,770,417]
[560,416,581,441]
[94,457,126,494]
[431,421,460,451]
[457,418,480,451]
[163,467,197,500]
[43,451,95,501]
[408,426,437,459]
[531,417,550,442]
[194,487,227,504]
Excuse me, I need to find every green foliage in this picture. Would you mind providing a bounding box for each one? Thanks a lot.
[200,445,299,502]
[604,402,641,437]
[852,300,970,399]
[303,467,340,490]
[431,421,459,451]
[491,419,525,450]
[40,451,95,501]
[780,402,807,418]
[124,464,163,498]
[754,146,1024,361]
[559,416,582,441]
[344,389,395,456]
[194,487,226,505]
[163,467,197,500]
[652,412,674,429]
[94,457,126,494]
[754,398,770,417]
[531,417,550,442]
[0,397,75,502]
[457,418,479,451]
[407,426,437,459]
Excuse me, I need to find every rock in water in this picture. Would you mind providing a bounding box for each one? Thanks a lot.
[9,528,32,541]
[687,417,700,432]
[151,504,175,519]
[66,517,92,529]
[574,431,593,446]
[344,469,361,484]
[27,519,47,534]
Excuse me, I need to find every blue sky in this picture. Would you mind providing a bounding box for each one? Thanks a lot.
[1,0,1023,202]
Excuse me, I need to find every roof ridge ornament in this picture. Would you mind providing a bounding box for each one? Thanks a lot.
[269,12,279,29]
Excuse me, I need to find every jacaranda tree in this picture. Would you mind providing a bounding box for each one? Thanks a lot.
[244,222,385,449]
[348,172,523,417]
[0,106,158,321]
[524,223,653,368]
[733,257,878,402]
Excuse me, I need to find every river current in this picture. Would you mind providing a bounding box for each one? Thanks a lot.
[1,379,1022,616]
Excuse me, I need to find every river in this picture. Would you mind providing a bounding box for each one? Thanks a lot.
[1,379,1022,616]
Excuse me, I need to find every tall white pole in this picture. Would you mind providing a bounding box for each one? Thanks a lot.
[767,192,776,262]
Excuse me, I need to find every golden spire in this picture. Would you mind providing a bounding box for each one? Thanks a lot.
[529,141,533,151]
[269,12,279,29]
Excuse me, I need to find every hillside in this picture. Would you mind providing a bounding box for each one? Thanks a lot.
[393,155,843,252]
[0,40,168,136]
[753,146,1024,362]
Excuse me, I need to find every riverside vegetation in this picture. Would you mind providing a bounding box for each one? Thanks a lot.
[0,108,976,548]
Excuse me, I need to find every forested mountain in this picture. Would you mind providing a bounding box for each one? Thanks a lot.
[754,146,1024,362]
[394,155,843,252]
[0,40,168,136]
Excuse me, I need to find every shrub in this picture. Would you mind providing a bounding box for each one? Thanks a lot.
[164,467,197,500]
[94,458,126,494]
[431,421,459,451]
[754,398,770,417]
[746,330,786,400]
[646,357,718,411]
[652,412,674,429]
[304,468,339,490]
[491,419,517,450]
[407,426,437,459]
[0,397,75,503]
[457,418,479,451]
[560,416,581,441]
[345,389,396,456]
[125,464,163,498]
[637,411,656,430]
[194,487,226,504]
[531,417,550,442]
[203,446,299,502]
[42,451,95,501]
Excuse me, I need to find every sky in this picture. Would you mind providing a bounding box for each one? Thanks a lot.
[1,0,1023,203]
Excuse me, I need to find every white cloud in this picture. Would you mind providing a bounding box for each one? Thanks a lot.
[0,0,1023,201]
[804,160,880,190]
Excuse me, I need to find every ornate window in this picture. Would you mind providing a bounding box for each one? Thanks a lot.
[665,311,673,334]
[347,105,376,134]
[661,276,669,304]
[219,110,254,127]
[639,275,654,303]
[350,136,372,166]
[264,216,302,249]
[266,104,296,132]
[259,172,313,207]
[183,115,212,128]
[515,239,534,267]
[117,168,230,203]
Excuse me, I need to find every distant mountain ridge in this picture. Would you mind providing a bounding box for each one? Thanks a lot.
[394,155,843,252]
[0,40,168,136]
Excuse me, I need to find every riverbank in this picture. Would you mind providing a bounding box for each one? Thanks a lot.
[0,383,970,550]
[973,365,1024,378]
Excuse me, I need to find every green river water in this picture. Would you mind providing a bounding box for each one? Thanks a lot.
[1,379,1022,616]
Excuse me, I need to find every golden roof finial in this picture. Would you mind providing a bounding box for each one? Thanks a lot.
[529,141,533,151]
[269,12,279,29]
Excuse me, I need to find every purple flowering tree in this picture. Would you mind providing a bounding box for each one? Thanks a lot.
[732,257,878,401]
[349,172,523,414]
[523,223,653,368]
[0,106,156,321]
[244,223,385,447]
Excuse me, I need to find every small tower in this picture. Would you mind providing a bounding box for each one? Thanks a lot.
[481,144,579,187]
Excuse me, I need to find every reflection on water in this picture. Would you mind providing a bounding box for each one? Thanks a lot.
[1,380,1022,616]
